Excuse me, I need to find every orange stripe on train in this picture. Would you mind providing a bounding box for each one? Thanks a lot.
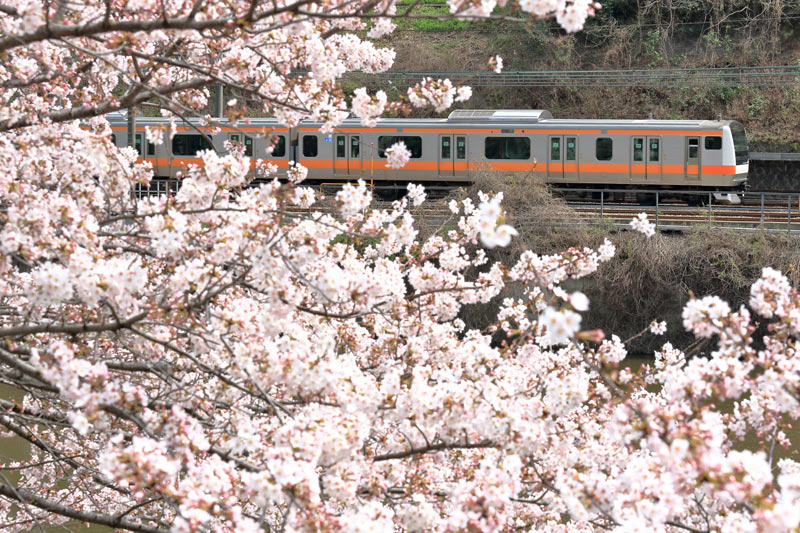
[607,130,722,135]
[137,157,738,177]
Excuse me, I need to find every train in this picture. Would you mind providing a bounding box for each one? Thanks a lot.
[106,109,749,201]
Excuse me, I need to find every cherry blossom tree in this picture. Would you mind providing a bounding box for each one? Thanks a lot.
[1,1,799,532]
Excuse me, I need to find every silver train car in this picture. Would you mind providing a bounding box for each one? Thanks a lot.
[106,109,749,193]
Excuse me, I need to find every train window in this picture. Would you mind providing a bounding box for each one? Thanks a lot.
[731,122,748,164]
[172,134,214,156]
[566,137,576,161]
[596,138,613,161]
[351,136,360,158]
[633,138,644,162]
[111,133,117,146]
[705,136,722,150]
[303,135,318,157]
[229,134,253,156]
[550,138,561,161]
[135,133,142,155]
[336,136,346,158]
[688,138,699,159]
[441,137,451,159]
[378,136,423,158]
[649,138,660,162]
[269,135,286,157]
[485,137,530,160]
[456,137,466,159]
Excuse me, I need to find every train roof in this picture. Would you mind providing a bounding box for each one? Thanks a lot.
[105,110,738,130]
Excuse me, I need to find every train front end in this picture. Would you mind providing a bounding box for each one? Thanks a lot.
[729,121,749,187]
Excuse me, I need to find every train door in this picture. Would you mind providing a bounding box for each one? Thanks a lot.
[647,137,662,181]
[228,133,253,156]
[548,136,578,181]
[547,136,564,180]
[134,133,156,158]
[333,134,362,177]
[455,135,468,178]
[564,136,578,180]
[334,135,346,176]
[349,135,362,177]
[630,136,661,181]
[685,137,700,181]
[631,137,645,182]
[439,135,454,177]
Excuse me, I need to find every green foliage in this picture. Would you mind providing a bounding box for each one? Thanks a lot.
[330,232,382,253]
[393,1,497,31]
[746,91,769,118]
[701,29,733,60]
[384,0,800,147]
[664,110,686,120]
[643,29,664,67]
[590,216,619,234]
[491,20,551,59]
[551,36,577,66]
[672,0,711,21]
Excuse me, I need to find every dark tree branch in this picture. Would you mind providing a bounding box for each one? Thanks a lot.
[372,439,496,461]
[0,78,210,132]
[0,3,18,16]
[0,310,148,338]
[0,0,318,53]
[664,520,710,533]
[0,483,167,533]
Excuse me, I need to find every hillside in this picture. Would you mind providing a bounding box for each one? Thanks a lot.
[381,0,800,151]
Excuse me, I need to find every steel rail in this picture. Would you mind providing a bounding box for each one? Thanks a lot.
[132,182,800,235]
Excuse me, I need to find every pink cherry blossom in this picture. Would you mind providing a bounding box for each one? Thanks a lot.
[629,212,656,237]
[384,141,411,168]
[3,2,799,533]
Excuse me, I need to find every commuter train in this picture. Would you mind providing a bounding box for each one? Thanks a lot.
[107,109,749,198]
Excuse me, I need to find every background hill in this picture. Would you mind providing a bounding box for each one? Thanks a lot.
[379,0,800,151]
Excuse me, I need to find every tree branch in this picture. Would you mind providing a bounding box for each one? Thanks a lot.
[0,483,167,533]
[0,311,148,338]
[0,0,318,53]
[372,439,496,461]
[0,78,210,132]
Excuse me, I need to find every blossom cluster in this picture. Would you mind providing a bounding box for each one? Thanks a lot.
[474,193,518,248]
[629,211,656,237]
[384,141,412,169]
[2,1,799,532]
[407,77,473,113]
[2,124,800,532]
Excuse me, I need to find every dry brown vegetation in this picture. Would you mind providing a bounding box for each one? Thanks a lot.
[427,168,592,253]
[437,172,800,353]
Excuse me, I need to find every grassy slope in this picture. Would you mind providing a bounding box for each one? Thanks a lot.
[382,3,800,151]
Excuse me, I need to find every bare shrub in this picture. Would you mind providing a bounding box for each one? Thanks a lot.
[431,168,593,257]
[586,230,800,353]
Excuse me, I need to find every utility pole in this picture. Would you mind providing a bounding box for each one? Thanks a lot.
[215,83,224,118]
[127,106,136,151]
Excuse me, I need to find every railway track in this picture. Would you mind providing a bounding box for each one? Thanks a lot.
[565,202,800,233]
[134,181,800,234]
[372,195,800,234]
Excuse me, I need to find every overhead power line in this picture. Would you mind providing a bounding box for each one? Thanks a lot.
[344,65,800,88]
